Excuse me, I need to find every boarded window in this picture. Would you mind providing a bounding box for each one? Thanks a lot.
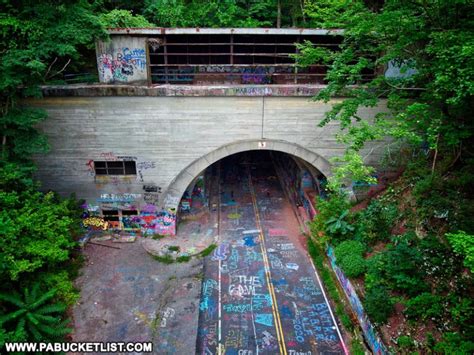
[94,161,136,175]
[102,210,119,221]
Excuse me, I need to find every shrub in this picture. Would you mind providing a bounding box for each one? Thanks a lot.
[334,240,366,278]
[446,230,474,273]
[434,332,474,354]
[449,297,474,334]
[381,237,428,296]
[325,210,355,237]
[397,335,414,349]
[404,292,444,321]
[339,254,366,278]
[311,192,353,244]
[40,271,79,306]
[356,199,399,243]
[364,285,393,324]
[308,237,355,332]
[334,240,366,259]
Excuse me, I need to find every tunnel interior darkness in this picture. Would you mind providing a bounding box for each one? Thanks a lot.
[176,150,326,226]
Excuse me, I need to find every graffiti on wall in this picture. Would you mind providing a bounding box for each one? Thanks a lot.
[98,193,141,203]
[81,206,176,235]
[87,154,156,183]
[98,47,146,82]
[195,66,294,84]
[81,151,176,233]
[327,247,388,355]
[86,160,95,176]
[82,216,108,230]
[164,194,180,209]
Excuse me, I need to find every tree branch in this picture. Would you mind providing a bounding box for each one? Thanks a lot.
[44,57,58,80]
[46,58,71,80]
[385,80,427,91]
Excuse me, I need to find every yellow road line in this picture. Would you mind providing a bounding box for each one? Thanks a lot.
[248,169,287,355]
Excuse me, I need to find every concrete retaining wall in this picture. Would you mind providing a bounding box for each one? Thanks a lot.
[30,96,388,218]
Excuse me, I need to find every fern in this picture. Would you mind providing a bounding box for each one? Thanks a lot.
[0,283,71,342]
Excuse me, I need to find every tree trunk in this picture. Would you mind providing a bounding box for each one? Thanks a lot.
[277,0,281,28]
[300,0,306,24]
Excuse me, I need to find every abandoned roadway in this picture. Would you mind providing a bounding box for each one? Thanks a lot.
[197,153,347,355]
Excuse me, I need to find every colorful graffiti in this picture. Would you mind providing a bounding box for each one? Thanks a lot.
[327,247,388,355]
[98,193,141,203]
[98,47,146,82]
[86,160,95,176]
[83,216,108,230]
[82,208,176,235]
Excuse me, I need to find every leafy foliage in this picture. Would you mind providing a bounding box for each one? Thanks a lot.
[325,210,354,236]
[0,283,71,344]
[99,9,154,28]
[354,199,399,243]
[363,285,393,324]
[0,3,100,343]
[446,231,474,273]
[334,240,366,277]
[304,0,474,349]
[1,0,105,162]
[0,162,81,282]
[404,293,445,322]
[379,237,428,296]
[143,0,274,27]
[311,192,353,244]
[297,0,474,188]
[433,332,474,354]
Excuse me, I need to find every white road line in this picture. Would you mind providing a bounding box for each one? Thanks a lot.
[250,298,259,355]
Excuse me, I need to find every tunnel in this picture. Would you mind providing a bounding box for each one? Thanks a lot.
[175,150,327,233]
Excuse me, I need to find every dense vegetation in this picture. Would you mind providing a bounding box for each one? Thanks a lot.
[2,0,315,346]
[0,0,104,346]
[1,0,473,352]
[299,0,474,352]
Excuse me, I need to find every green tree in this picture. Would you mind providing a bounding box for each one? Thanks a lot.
[1,1,104,344]
[99,9,155,28]
[142,0,305,28]
[1,0,105,162]
[297,0,474,186]
[0,161,82,281]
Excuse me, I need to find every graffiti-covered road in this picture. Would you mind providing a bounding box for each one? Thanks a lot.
[197,154,347,355]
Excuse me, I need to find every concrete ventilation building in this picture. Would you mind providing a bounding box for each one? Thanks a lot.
[32,28,386,235]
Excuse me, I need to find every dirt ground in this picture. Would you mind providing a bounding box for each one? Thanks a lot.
[72,239,204,354]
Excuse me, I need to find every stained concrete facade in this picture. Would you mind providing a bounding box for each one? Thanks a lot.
[96,36,148,84]
[31,93,387,217]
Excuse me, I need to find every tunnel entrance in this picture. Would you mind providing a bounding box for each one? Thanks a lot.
[175,150,327,232]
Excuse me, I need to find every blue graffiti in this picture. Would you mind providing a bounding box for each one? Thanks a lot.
[255,313,273,327]
[243,235,257,247]
[280,305,293,318]
[212,243,229,261]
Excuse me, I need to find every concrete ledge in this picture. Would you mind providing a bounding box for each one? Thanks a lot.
[40,84,326,97]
